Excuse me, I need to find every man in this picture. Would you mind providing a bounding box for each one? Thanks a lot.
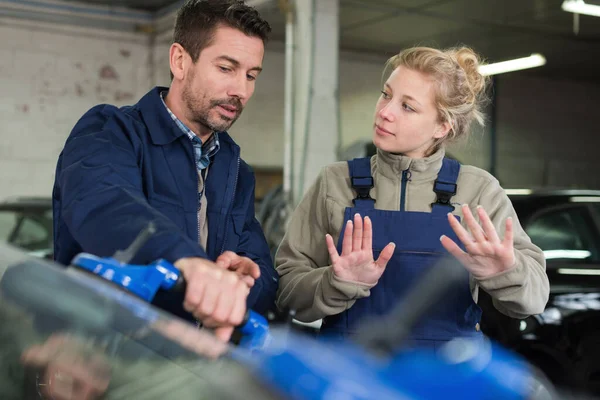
[52,0,278,342]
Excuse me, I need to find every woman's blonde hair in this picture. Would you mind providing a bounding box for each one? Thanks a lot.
[385,46,489,152]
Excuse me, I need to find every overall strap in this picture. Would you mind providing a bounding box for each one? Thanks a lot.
[348,157,375,210]
[432,158,460,214]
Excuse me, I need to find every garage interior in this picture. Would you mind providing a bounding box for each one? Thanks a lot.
[1,0,600,399]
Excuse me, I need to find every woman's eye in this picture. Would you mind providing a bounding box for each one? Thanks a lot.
[403,103,415,112]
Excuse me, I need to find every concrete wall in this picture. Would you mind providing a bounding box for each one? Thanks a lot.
[0,17,151,197]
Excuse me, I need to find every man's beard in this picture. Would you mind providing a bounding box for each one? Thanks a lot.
[182,86,243,133]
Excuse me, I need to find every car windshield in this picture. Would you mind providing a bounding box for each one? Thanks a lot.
[0,208,53,255]
[0,243,282,400]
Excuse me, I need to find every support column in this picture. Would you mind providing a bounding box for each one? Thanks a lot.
[291,0,339,205]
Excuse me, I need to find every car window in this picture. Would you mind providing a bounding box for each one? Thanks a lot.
[11,217,48,250]
[0,212,17,242]
[0,210,52,254]
[525,206,600,261]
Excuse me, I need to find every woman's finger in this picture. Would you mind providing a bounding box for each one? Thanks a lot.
[352,213,363,252]
[447,213,474,246]
[477,206,500,243]
[461,204,486,242]
[374,242,396,269]
[341,220,353,256]
[502,217,514,247]
[325,234,340,264]
[440,235,471,266]
[363,216,373,251]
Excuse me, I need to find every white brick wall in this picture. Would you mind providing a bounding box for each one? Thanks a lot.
[0,18,151,197]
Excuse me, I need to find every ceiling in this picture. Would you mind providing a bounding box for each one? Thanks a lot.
[57,0,600,82]
[60,0,174,12]
[333,0,600,82]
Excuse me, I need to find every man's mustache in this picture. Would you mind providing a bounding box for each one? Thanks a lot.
[210,98,243,111]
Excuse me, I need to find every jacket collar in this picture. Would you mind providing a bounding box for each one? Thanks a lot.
[374,147,445,182]
[137,86,237,151]
[137,87,186,145]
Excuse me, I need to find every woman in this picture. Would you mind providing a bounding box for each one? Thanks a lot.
[275,46,549,347]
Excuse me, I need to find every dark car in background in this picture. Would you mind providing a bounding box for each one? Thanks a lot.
[0,197,53,259]
[480,189,600,396]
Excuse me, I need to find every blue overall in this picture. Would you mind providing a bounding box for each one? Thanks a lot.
[320,157,482,350]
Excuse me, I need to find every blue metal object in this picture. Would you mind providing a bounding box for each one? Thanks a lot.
[70,252,270,342]
[238,311,271,351]
[71,253,180,302]
[231,331,535,400]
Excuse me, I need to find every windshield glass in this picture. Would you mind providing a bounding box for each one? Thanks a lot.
[0,243,282,400]
[0,209,53,255]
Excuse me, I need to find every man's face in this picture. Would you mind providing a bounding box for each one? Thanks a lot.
[181,25,264,134]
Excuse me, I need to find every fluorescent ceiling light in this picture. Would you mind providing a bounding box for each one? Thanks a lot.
[562,0,600,17]
[478,54,546,76]
[544,250,591,259]
[569,196,600,202]
[504,189,533,195]
[557,268,600,275]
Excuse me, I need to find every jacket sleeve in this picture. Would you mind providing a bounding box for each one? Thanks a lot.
[474,178,550,318]
[275,169,374,323]
[236,175,279,315]
[57,105,208,265]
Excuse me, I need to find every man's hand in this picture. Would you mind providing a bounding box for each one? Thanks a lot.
[21,334,111,400]
[215,251,261,288]
[174,257,249,342]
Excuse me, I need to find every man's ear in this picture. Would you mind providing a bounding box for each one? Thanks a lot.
[169,43,188,81]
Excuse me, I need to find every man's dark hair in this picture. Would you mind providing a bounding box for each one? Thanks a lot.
[173,0,271,62]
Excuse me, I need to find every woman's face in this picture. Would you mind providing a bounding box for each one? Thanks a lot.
[373,65,450,158]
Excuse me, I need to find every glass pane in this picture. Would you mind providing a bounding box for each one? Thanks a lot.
[526,207,598,261]
[0,211,18,242]
[12,218,48,249]
[0,243,281,400]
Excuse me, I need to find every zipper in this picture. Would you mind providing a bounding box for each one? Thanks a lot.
[400,169,411,211]
[197,189,201,247]
[395,250,443,256]
[374,249,443,256]
[193,146,202,330]
[220,156,241,254]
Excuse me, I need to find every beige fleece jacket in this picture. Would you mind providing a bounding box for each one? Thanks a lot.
[275,148,550,323]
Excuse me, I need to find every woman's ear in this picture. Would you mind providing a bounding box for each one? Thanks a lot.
[433,120,452,139]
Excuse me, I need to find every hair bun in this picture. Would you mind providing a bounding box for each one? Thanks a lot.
[453,47,487,99]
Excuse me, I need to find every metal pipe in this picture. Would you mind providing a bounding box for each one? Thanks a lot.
[281,0,295,202]
[490,77,498,177]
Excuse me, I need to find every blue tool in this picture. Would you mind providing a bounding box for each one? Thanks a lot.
[65,224,559,400]
[70,222,270,347]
